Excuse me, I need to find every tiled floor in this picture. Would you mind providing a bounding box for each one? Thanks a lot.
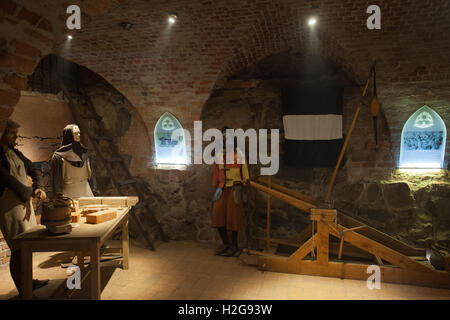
[1,240,449,300]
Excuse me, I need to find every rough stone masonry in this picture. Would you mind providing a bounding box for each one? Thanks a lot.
[0,1,449,261]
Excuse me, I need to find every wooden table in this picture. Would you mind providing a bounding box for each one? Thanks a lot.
[15,207,130,300]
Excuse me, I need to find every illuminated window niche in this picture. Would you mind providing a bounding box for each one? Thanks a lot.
[154,112,188,165]
[399,106,446,169]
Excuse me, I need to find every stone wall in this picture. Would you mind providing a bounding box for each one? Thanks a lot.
[334,170,450,248]
[74,63,151,197]
[194,71,449,249]
[26,52,449,251]
[0,1,449,253]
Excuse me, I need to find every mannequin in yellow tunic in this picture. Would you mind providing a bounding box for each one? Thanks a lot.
[50,124,99,199]
[212,127,250,257]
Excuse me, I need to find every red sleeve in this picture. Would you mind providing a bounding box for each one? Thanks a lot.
[212,163,219,187]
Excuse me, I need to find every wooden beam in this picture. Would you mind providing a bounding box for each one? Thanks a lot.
[249,181,316,213]
[374,255,383,265]
[287,235,316,262]
[408,256,428,261]
[257,258,450,289]
[338,237,344,260]
[253,236,375,261]
[338,213,425,257]
[325,72,372,202]
[90,242,101,300]
[21,245,33,300]
[77,251,85,271]
[68,268,91,299]
[316,220,329,266]
[244,249,280,259]
[253,236,300,247]
[325,105,361,202]
[101,248,122,255]
[329,225,432,273]
[343,226,367,233]
[256,177,318,205]
[122,219,129,270]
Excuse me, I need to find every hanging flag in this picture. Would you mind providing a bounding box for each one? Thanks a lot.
[282,87,344,167]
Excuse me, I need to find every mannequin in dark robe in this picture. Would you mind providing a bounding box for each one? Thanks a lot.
[50,124,99,199]
[0,119,49,296]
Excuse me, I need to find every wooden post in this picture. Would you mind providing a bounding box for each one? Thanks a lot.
[266,176,272,250]
[90,242,101,300]
[316,220,330,266]
[338,237,344,260]
[325,72,372,202]
[325,106,361,202]
[122,218,129,270]
[77,251,85,271]
[310,209,335,265]
[21,244,33,300]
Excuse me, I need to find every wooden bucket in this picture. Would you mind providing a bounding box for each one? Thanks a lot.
[41,196,73,228]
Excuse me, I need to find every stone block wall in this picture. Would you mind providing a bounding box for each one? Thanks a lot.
[0,1,449,254]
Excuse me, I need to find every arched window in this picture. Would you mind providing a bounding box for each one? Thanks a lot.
[399,106,446,169]
[154,112,188,165]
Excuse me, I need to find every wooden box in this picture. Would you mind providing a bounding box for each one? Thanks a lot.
[71,212,81,223]
[86,210,117,224]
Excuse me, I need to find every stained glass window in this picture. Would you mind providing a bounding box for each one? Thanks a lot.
[154,112,187,165]
[399,106,446,168]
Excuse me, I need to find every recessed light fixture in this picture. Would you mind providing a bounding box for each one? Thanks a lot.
[67,35,73,39]
[168,13,177,24]
[308,17,317,26]
[121,22,133,31]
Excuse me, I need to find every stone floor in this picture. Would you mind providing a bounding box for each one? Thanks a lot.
[1,240,449,300]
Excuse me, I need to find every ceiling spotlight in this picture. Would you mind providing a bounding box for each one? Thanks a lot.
[67,35,73,39]
[121,22,133,31]
[308,17,317,26]
[168,14,177,24]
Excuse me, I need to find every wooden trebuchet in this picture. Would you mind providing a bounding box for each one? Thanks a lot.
[248,179,450,289]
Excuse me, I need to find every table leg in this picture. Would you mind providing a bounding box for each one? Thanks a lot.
[122,218,129,270]
[90,242,101,300]
[21,244,33,300]
[77,251,84,271]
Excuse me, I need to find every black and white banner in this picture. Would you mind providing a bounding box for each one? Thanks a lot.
[281,87,344,167]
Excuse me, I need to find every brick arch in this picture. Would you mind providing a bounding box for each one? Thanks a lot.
[30,53,154,171]
[0,0,129,135]
[0,37,53,136]
[212,2,368,92]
